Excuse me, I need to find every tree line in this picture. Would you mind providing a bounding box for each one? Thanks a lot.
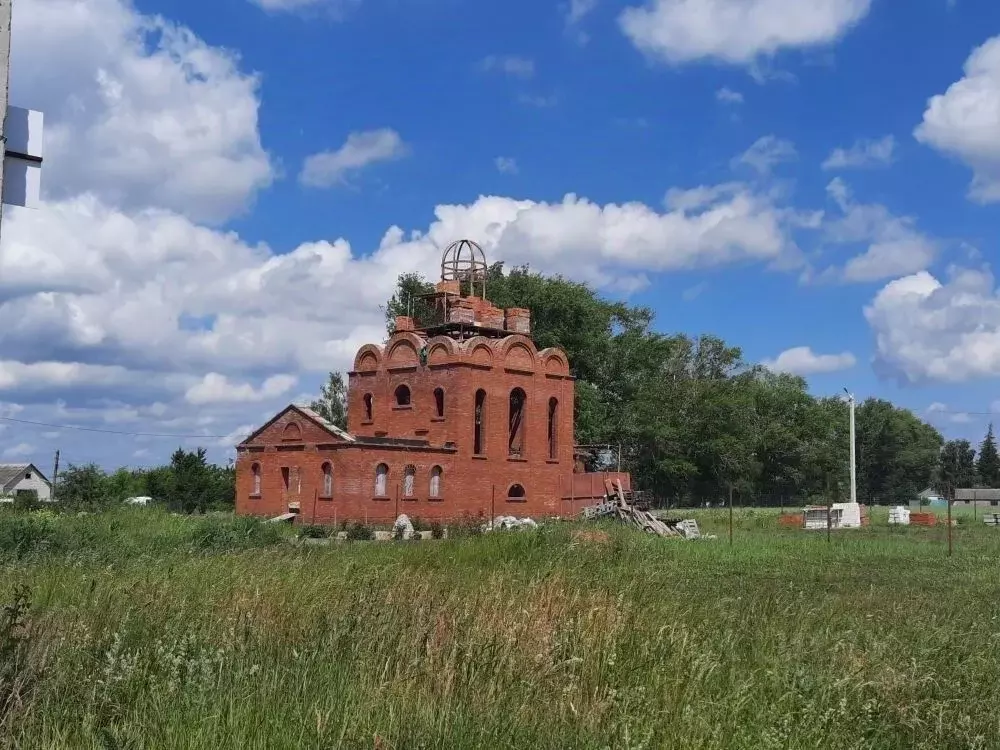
[54,448,234,512]
[938,425,1000,493]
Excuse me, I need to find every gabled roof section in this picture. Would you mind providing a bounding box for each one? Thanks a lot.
[0,463,48,489]
[237,404,357,448]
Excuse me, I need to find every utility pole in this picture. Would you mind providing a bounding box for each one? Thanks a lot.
[51,449,59,501]
[0,0,13,246]
[844,388,857,505]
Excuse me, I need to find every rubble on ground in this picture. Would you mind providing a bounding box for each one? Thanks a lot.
[582,478,711,540]
[393,514,415,540]
[485,515,538,531]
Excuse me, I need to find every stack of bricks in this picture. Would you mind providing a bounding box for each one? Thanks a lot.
[449,298,475,324]
[436,280,460,295]
[478,300,505,329]
[505,308,531,334]
[394,316,415,332]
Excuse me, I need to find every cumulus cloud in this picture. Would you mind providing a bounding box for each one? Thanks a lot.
[185,374,298,406]
[815,178,937,282]
[248,0,358,13]
[618,0,872,66]
[300,129,409,188]
[914,35,1000,203]
[716,87,744,104]
[822,135,896,170]
[864,267,1000,383]
[762,346,856,375]
[11,0,274,224]
[564,0,598,44]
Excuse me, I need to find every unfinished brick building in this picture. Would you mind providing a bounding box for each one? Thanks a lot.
[235,240,630,525]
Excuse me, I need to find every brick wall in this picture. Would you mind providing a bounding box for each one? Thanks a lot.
[235,330,628,525]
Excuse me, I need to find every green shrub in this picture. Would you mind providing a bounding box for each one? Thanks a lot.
[429,521,444,540]
[299,524,330,539]
[345,523,374,541]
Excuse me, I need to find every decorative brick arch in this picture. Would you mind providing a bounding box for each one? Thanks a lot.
[538,347,569,376]
[282,422,302,442]
[464,336,495,368]
[425,335,458,366]
[353,344,383,372]
[386,333,422,369]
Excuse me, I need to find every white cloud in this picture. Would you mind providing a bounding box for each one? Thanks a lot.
[248,0,358,13]
[822,135,896,170]
[11,0,274,224]
[817,178,937,282]
[864,267,1000,383]
[762,346,856,375]
[716,87,744,104]
[185,373,298,405]
[926,402,975,425]
[565,0,598,44]
[495,157,519,175]
[479,55,536,78]
[618,0,872,66]
[732,135,797,175]
[3,443,35,458]
[300,129,408,188]
[914,35,1000,203]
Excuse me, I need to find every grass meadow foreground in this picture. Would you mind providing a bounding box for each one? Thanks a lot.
[1,507,999,749]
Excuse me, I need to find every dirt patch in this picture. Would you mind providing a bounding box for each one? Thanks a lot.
[570,529,611,546]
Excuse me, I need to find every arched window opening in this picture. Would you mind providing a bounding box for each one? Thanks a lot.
[375,463,389,496]
[434,387,445,418]
[321,462,333,497]
[509,388,526,457]
[474,389,487,455]
[403,465,416,497]
[394,384,411,407]
[363,393,373,421]
[429,466,442,498]
[251,463,261,496]
[547,397,558,460]
[282,422,301,441]
[507,483,526,500]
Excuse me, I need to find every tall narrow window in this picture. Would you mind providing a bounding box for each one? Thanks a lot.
[375,463,389,496]
[251,463,261,495]
[547,397,558,460]
[363,393,373,421]
[403,465,416,497]
[321,462,333,497]
[429,466,442,497]
[509,388,526,457]
[434,387,445,418]
[281,466,290,491]
[474,389,486,455]
[394,384,411,406]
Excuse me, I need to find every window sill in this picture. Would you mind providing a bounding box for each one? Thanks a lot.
[428,496,443,502]
[402,497,419,502]
[318,495,332,501]
[472,454,488,461]
[361,420,374,426]
[249,494,261,500]
[372,495,391,502]
[392,405,413,411]
[506,498,527,503]
[507,456,528,463]
[546,459,560,465]
[430,417,446,423]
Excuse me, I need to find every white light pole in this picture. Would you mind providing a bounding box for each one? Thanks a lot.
[843,388,857,505]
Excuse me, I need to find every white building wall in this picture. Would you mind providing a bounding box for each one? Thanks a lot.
[5,470,51,500]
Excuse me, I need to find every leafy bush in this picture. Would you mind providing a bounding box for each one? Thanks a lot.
[299,524,330,539]
[345,523,374,541]
[429,521,444,540]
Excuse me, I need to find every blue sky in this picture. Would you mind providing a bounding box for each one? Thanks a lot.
[2,0,1000,471]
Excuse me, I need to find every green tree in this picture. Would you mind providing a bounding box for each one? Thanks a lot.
[169,448,212,514]
[55,464,109,508]
[977,423,1000,487]
[938,439,977,496]
[310,371,348,430]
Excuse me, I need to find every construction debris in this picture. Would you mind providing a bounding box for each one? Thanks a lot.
[888,506,910,525]
[582,478,707,539]
[392,514,415,540]
[486,515,538,531]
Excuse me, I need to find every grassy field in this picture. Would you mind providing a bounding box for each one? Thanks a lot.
[1,506,999,749]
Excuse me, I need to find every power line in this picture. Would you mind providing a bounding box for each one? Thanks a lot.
[0,415,233,439]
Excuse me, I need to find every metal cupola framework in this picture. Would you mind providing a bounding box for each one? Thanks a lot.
[440,239,488,298]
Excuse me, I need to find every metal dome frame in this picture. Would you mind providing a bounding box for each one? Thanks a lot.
[440,239,488,298]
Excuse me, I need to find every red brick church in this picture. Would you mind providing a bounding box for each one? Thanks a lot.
[235,240,630,525]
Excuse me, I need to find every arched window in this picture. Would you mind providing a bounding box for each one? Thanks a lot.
[363,393,373,421]
[375,463,389,496]
[282,422,301,441]
[321,462,333,497]
[547,397,558,460]
[507,483,525,500]
[434,387,445,418]
[509,388,526,457]
[429,466,442,497]
[394,384,411,407]
[474,389,487,455]
[403,465,416,497]
[251,463,261,496]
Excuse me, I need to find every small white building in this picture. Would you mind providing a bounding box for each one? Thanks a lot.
[0,463,52,502]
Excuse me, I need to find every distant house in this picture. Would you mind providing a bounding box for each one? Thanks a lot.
[917,487,946,505]
[0,463,52,502]
[954,488,1000,509]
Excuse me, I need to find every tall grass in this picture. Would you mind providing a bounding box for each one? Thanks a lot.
[1,507,999,748]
